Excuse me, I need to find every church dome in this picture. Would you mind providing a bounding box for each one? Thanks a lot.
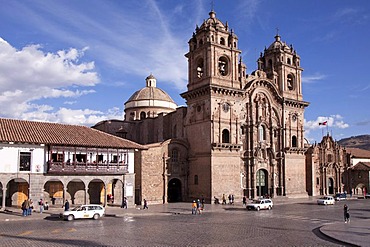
[199,10,227,32]
[124,74,177,121]
[267,35,292,53]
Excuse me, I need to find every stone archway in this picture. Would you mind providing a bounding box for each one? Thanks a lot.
[256,169,268,197]
[168,178,182,202]
[6,178,29,207]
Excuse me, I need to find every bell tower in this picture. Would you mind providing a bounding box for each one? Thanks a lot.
[181,10,246,202]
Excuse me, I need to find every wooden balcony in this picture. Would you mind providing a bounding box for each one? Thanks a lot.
[47,161,128,175]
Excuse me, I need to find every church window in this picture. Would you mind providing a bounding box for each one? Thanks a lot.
[222,103,230,113]
[258,125,266,141]
[292,136,297,147]
[287,58,291,65]
[199,39,203,46]
[218,56,228,76]
[196,58,204,78]
[268,59,273,69]
[234,41,237,48]
[222,129,230,143]
[287,74,294,90]
[171,149,179,163]
[196,105,201,112]
[220,37,225,45]
[316,177,320,185]
[327,154,332,163]
[194,175,199,185]
[140,111,146,120]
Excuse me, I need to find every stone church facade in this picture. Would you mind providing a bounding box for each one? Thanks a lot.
[94,10,311,204]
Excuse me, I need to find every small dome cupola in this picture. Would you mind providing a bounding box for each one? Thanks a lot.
[146,74,157,87]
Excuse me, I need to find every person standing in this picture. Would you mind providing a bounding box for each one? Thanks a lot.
[28,199,33,215]
[344,204,350,223]
[64,200,70,211]
[121,197,128,209]
[196,199,202,214]
[222,194,226,205]
[143,199,148,210]
[39,199,44,214]
[192,200,197,215]
[21,200,28,216]
[242,196,247,207]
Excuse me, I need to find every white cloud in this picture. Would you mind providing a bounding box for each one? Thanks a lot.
[302,73,327,83]
[305,115,349,131]
[0,37,100,122]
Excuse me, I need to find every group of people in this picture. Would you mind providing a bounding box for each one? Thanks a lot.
[21,199,34,216]
[220,194,235,205]
[192,197,205,215]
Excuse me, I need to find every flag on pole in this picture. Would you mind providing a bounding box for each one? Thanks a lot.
[319,121,327,125]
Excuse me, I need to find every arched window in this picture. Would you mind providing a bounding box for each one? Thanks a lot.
[194,175,199,185]
[287,58,291,64]
[268,59,273,69]
[140,111,146,120]
[220,37,225,45]
[292,136,297,147]
[196,58,204,78]
[287,74,294,90]
[218,56,228,76]
[171,149,178,163]
[199,39,203,46]
[259,125,266,141]
[222,129,230,143]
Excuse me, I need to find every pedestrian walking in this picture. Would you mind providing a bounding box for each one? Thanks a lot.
[38,198,44,213]
[222,194,226,205]
[196,199,202,214]
[64,199,70,211]
[231,194,234,205]
[121,197,128,209]
[143,199,148,209]
[21,199,28,216]
[28,199,33,215]
[344,204,350,223]
[192,200,197,215]
[201,196,205,210]
[242,196,247,207]
[228,194,232,204]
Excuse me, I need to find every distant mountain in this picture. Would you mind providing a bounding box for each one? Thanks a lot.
[338,135,370,151]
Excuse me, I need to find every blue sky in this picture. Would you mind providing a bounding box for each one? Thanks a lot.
[0,0,369,143]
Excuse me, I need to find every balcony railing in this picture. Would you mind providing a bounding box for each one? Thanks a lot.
[47,161,128,175]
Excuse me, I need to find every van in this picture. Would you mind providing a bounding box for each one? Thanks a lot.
[334,193,346,201]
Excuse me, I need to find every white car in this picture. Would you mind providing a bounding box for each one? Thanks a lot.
[62,204,105,221]
[246,199,273,211]
[317,196,335,205]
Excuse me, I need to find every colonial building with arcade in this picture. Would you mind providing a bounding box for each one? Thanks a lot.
[0,118,145,209]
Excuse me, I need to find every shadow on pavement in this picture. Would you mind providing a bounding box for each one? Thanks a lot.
[312,227,358,247]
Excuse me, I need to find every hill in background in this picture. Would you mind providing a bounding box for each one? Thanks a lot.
[338,135,370,151]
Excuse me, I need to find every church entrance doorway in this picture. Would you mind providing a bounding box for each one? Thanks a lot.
[328,177,334,194]
[168,178,182,202]
[256,169,268,197]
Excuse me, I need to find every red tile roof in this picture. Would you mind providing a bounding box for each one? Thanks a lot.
[0,118,146,149]
[346,148,370,158]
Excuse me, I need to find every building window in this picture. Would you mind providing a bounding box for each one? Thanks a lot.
[171,149,178,163]
[220,37,225,45]
[327,154,333,163]
[222,129,230,143]
[218,56,228,76]
[259,125,266,141]
[292,136,297,147]
[196,58,204,78]
[287,74,294,90]
[194,175,198,185]
[316,177,320,185]
[140,111,146,120]
[19,152,31,171]
[287,58,291,65]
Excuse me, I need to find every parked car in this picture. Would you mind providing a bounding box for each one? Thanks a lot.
[246,199,273,211]
[317,196,335,205]
[334,193,347,201]
[61,204,105,221]
[365,193,370,199]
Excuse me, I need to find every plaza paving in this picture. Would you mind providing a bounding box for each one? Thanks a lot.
[1,197,369,246]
